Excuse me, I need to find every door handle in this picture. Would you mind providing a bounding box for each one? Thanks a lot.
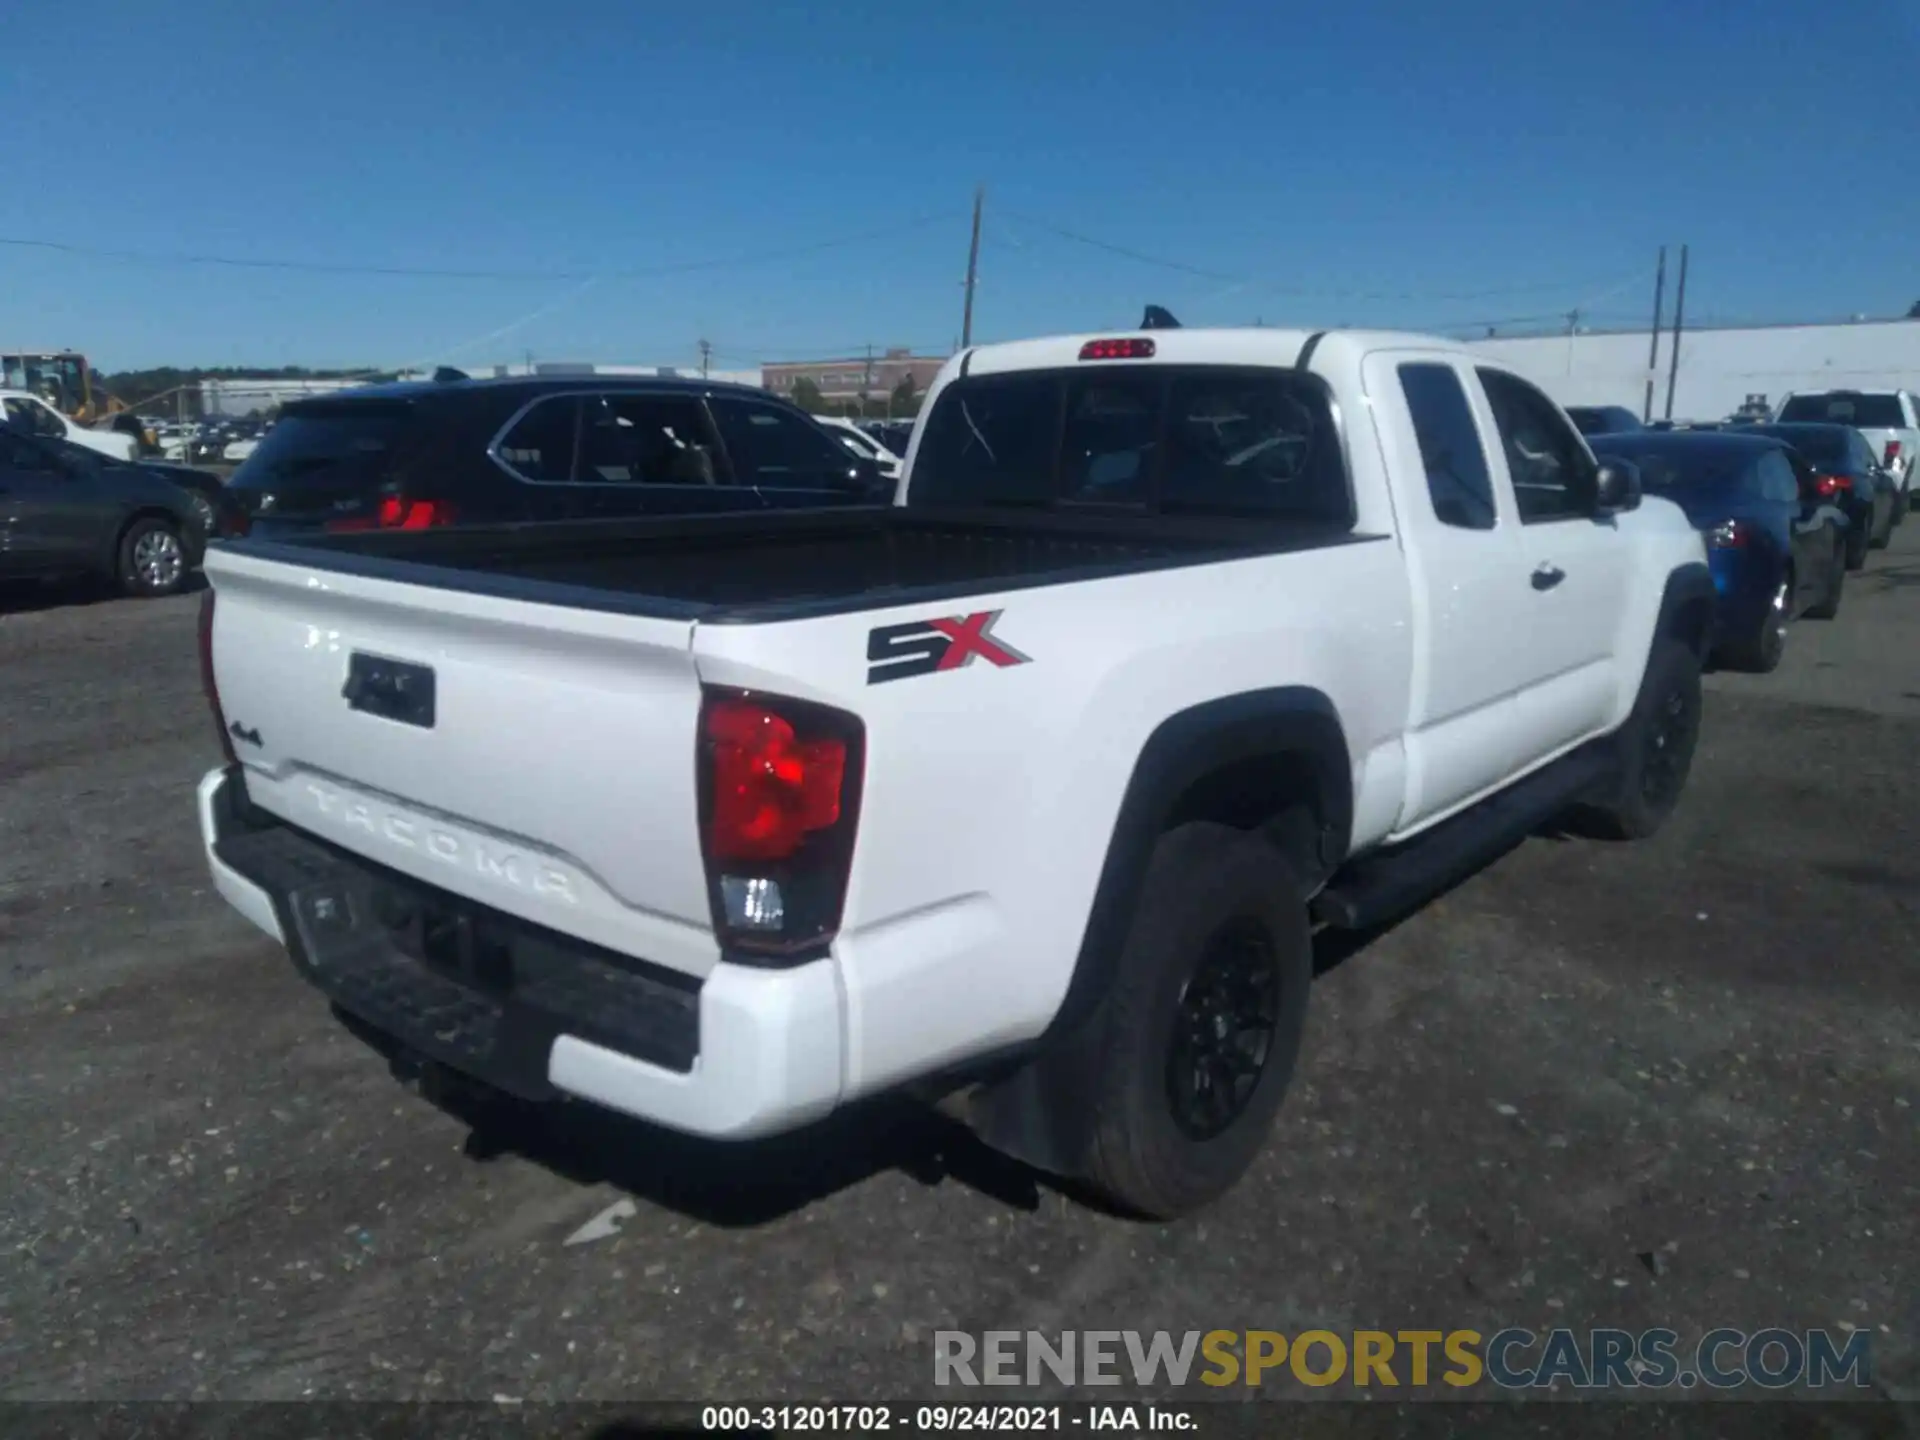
[1531,564,1566,591]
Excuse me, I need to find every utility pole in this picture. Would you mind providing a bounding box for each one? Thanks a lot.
[1663,244,1689,421]
[860,343,873,419]
[698,339,711,379]
[1565,308,1580,376]
[1642,245,1667,423]
[961,185,984,348]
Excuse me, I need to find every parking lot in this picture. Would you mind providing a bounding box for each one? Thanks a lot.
[2,535,1917,1407]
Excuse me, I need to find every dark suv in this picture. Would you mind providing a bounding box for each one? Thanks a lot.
[220,374,892,538]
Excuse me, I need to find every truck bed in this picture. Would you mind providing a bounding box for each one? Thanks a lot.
[224,507,1367,623]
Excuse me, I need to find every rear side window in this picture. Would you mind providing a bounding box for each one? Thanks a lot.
[494,396,579,483]
[228,406,408,492]
[3,396,65,439]
[1847,430,1876,472]
[1779,393,1907,428]
[1755,451,1799,503]
[1398,363,1496,530]
[575,393,724,486]
[912,366,1350,522]
[710,400,861,490]
[1476,369,1597,523]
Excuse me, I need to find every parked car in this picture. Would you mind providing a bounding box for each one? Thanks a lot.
[1745,423,1896,568]
[1590,432,1846,672]
[861,419,915,457]
[814,415,902,481]
[1,389,138,461]
[217,375,893,539]
[0,430,206,596]
[1566,405,1642,437]
[1774,390,1918,522]
[196,322,1713,1219]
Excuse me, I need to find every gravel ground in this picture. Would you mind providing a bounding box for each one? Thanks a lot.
[1,533,1916,1427]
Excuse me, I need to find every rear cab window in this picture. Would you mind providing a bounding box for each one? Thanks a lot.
[1778,393,1908,428]
[909,364,1352,524]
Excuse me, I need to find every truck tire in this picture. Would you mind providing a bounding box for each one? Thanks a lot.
[1803,543,1844,621]
[1077,822,1313,1220]
[1573,638,1702,841]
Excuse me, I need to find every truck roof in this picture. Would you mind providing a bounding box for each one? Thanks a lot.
[953,326,1476,379]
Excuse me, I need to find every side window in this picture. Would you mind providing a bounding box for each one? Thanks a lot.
[711,401,860,490]
[0,431,57,471]
[1782,449,1816,500]
[1849,430,1875,472]
[1475,370,1597,523]
[493,395,579,483]
[5,397,64,440]
[1756,452,1797,503]
[1398,363,1496,530]
[575,393,725,486]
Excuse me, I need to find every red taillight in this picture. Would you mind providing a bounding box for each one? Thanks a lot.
[699,691,863,955]
[381,495,458,529]
[1884,440,1902,466]
[326,496,457,533]
[1078,337,1156,361]
[1815,474,1852,498]
[199,590,237,766]
[705,700,846,861]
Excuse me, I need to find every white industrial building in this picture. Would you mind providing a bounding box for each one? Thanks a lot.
[1468,318,1920,422]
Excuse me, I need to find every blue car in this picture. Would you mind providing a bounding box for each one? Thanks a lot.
[1592,432,1848,673]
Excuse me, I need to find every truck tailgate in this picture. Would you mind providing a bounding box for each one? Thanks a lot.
[203,546,721,979]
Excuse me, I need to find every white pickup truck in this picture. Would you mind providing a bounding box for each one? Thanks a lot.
[196,320,1713,1218]
[1,389,139,462]
[1775,388,1920,522]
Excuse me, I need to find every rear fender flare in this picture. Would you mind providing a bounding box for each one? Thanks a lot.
[1650,561,1714,669]
[1048,686,1352,1037]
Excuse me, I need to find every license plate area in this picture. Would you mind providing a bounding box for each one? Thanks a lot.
[213,787,702,1085]
[343,652,436,728]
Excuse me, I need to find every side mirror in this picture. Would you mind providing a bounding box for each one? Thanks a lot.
[1593,458,1642,515]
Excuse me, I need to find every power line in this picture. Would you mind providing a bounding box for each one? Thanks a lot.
[0,212,963,283]
[998,208,1649,305]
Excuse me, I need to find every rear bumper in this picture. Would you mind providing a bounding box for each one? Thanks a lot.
[196,766,844,1139]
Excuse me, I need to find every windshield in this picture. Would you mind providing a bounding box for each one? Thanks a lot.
[1778,393,1906,428]
[911,365,1350,522]
[1566,406,1636,436]
[225,406,408,494]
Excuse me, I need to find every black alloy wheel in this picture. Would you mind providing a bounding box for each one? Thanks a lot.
[1639,674,1700,812]
[1166,917,1282,1141]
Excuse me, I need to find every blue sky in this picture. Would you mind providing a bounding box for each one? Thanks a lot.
[6,0,1918,371]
